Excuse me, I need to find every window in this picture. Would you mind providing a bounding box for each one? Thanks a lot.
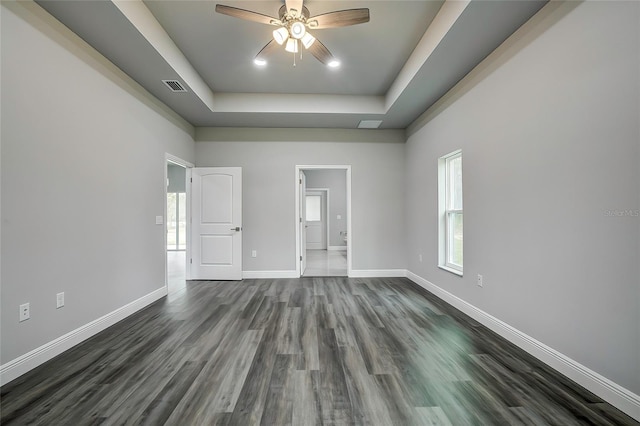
[306,195,321,222]
[438,150,463,274]
[167,192,186,250]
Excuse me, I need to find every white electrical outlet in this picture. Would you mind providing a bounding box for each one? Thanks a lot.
[19,303,30,322]
[477,274,483,287]
[251,250,257,258]
[57,292,65,309]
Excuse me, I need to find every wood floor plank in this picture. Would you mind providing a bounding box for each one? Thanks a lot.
[209,329,265,413]
[315,328,353,422]
[291,370,322,425]
[260,354,295,426]
[135,360,207,425]
[228,301,287,425]
[337,344,394,425]
[414,406,454,426]
[1,277,637,426]
[163,324,259,423]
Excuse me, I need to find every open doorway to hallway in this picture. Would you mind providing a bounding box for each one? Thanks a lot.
[166,156,192,294]
[296,166,351,277]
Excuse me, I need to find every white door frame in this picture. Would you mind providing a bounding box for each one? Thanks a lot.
[304,188,330,250]
[295,165,351,277]
[164,154,194,290]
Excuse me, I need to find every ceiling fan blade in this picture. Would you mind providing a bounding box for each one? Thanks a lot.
[254,40,279,63]
[306,39,337,66]
[215,5,281,26]
[307,9,370,29]
[285,0,304,17]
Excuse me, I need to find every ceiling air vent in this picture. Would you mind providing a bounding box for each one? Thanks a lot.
[162,80,187,93]
[358,120,383,129]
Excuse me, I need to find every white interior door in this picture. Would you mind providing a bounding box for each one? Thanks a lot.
[299,171,307,274]
[305,191,326,250]
[190,167,242,280]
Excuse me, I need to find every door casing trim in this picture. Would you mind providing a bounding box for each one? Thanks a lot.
[295,165,351,277]
[165,154,194,286]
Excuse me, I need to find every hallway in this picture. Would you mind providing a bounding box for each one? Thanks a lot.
[303,249,347,277]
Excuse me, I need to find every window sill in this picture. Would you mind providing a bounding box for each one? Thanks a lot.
[438,265,463,277]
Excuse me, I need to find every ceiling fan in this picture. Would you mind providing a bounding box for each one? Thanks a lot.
[215,0,370,67]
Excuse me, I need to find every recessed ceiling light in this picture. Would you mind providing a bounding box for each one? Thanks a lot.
[328,60,341,68]
[358,120,383,129]
[253,58,267,66]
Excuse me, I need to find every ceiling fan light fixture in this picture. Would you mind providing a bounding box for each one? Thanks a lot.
[289,21,306,39]
[301,33,316,49]
[328,59,341,68]
[273,27,289,45]
[253,58,267,66]
[285,38,299,53]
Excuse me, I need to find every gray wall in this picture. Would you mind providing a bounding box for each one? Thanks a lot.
[195,128,406,273]
[405,1,639,394]
[304,169,347,248]
[1,2,195,364]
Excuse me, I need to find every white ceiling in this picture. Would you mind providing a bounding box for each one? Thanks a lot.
[36,0,547,129]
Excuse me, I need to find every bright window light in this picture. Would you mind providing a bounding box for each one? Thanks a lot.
[306,195,321,222]
[438,150,463,275]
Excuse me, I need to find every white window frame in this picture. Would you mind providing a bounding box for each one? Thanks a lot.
[438,150,463,276]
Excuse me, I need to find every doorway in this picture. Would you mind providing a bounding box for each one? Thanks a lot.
[165,155,193,294]
[296,166,351,277]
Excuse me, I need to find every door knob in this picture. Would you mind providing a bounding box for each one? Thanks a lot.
[230,227,242,231]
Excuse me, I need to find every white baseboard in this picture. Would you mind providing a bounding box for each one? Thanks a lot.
[243,269,404,279]
[0,286,167,387]
[406,271,640,422]
[349,269,408,278]
[242,270,299,279]
[328,246,347,251]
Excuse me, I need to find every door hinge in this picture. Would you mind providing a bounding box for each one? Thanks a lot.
[299,217,302,223]
[299,178,302,184]
[190,258,192,264]
[300,255,303,261]
[190,178,193,183]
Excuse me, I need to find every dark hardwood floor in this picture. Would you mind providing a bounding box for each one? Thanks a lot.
[1,277,637,425]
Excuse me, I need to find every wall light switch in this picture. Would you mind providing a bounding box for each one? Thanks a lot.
[57,292,65,309]
[251,250,257,258]
[337,215,342,220]
[155,216,164,225]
